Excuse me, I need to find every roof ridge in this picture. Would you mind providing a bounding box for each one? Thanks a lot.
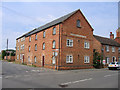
[16,9,80,39]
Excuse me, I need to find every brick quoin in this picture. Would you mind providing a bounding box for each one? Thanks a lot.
[15,9,120,70]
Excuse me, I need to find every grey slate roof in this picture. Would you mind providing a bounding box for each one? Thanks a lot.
[17,9,79,39]
[94,35,120,47]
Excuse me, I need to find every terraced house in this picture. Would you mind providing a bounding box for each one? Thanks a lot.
[16,9,94,70]
[93,29,120,65]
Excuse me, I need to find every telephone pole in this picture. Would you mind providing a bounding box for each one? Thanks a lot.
[6,38,8,60]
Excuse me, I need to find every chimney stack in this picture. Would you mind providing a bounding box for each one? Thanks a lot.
[110,32,114,40]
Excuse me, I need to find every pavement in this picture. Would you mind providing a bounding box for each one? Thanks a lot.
[1,60,120,88]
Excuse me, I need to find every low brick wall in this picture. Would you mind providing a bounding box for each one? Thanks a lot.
[4,56,15,61]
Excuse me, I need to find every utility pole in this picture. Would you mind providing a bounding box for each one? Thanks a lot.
[6,38,8,60]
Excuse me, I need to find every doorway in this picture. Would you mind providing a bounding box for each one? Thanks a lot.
[112,56,116,62]
[42,56,45,67]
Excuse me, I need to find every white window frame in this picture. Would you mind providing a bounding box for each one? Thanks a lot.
[29,37,31,42]
[118,47,120,53]
[17,46,19,50]
[34,56,37,63]
[84,42,90,49]
[43,31,45,38]
[53,27,56,35]
[66,55,73,63]
[29,46,30,52]
[84,56,90,63]
[106,45,109,52]
[112,47,115,52]
[17,55,19,60]
[52,56,56,64]
[35,44,37,51]
[21,45,22,50]
[43,43,45,50]
[28,56,30,62]
[52,40,56,48]
[35,34,37,40]
[20,54,22,60]
[23,44,24,50]
[18,39,20,42]
[106,57,109,64]
[67,39,73,47]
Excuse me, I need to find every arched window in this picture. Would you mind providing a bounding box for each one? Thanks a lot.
[53,27,56,35]
[35,44,37,51]
[28,46,30,52]
[35,34,37,40]
[43,42,45,50]
[34,56,37,63]
[43,31,45,38]
[52,40,56,48]
[77,19,80,27]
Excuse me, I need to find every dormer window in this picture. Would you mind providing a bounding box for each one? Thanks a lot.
[77,19,81,28]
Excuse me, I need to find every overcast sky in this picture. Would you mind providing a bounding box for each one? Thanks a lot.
[1,2,119,51]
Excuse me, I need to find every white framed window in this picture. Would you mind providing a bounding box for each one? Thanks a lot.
[43,43,45,50]
[67,39,73,47]
[84,56,90,63]
[23,37,25,41]
[17,55,19,60]
[52,56,55,64]
[35,34,37,40]
[21,38,23,41]
[105,45,109,52]
[17,46,19,50]
[66,55,73,63]
[35,44,37,51]
[29,46,30,52]
[23,44,24,50]
[84,42,90,49]
[43,31,45,38]
[20,54,22,60]
[112,47,115,52]
[118,57,120,62]
[18,39,20,42]
[29,37,31,42]
[118,47,120,53]
[53,27,56,35]
[34,56,37,63]
[52,40,56,48]
[28,56,30,62]
[77,19,80,27]
[105,57,109,64]
[21,45,22,50]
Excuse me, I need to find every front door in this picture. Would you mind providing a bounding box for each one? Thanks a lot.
[23,55,24,63]
[112,56,115,62]
[42,56,45,67]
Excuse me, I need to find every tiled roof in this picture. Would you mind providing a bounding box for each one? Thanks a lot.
[94,35,120,47]
[16,9,79,39]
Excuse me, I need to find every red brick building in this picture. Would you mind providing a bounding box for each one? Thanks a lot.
[93,30,120,65]
[15,9,120,70]
[16,9,94,70]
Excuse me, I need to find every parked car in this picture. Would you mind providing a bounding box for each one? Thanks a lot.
[108,62,120,70]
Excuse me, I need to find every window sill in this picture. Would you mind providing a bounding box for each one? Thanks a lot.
[66,62,73,64]
[84,62,90,64]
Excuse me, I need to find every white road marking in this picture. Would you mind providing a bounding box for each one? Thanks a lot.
[60,78,92,85]
[4,76,13,78]
[104,75,112,77]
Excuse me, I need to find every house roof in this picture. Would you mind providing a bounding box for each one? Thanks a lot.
[16,9,79,40]
[94,35,120,47]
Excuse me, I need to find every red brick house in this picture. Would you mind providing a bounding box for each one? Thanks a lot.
[93,30,120,65]
[16,9,94,70]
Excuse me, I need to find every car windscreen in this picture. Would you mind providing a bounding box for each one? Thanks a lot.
[110,62,115,64]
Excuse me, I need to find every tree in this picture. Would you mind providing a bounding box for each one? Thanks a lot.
[2,50,6,59]
[93,49,102,68]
